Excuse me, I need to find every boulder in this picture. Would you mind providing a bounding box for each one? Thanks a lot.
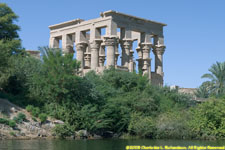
[75,130,89,139]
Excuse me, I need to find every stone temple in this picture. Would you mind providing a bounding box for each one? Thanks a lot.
[49,10,166,86]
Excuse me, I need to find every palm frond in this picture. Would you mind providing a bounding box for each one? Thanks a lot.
[201,73,215,80]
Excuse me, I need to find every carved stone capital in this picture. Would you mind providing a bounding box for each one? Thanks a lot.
[140,43,151,54]
[153,45,165,55]
[66,44,74,53]
[90,39,102,49]
[76,42,87,51]
[121,39,133,49]
[141,43,152,50]
[130,50,134,57]
[100,42,106,47]
[136,47,143,58]
[99,56,106,67]
[104,36,119,46]
[84,52,91,60]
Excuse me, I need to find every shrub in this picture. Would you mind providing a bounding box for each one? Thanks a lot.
[8,120,16,128]
[188,98,225,139]
[53,124,73,139]
[39,113,47,123]
[0,118,9,124]
[13,112,26,123]
[17,112,26,121]
[128,113,155,138]
[32,117,37,122]
[0,118,16,128]
[26,105,41,118]
[9,131,16,136]
[155,111,191,139]
[31,107,40,117]
[26,105,34,112]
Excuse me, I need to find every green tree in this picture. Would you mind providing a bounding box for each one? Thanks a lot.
[195,81,211,98]
[4,56,42,95]
[201,61,225,96]
[189,98,225,139]
[0,3,20,40]
[0,3,24,88]
[29,47,88,104]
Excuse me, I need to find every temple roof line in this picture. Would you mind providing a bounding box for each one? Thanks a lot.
[49,19,84,30]
[101,10,167,26]
[49,10,166,30]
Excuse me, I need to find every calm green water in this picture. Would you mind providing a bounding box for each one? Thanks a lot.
[0,139,224,150]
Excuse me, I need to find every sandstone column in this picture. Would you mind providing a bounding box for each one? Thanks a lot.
[99,43,106,67]
[104,36,118,67]
[136,46,143,74]
[115,40,120,66]
[120,28,132,68]
[49,37,59,48]
[129,50,135,72]
[121,40,132,67]
[84,53,91,69]
[76,42,87,69]
[76,31,89,69]
[153,45,165,76]
[141,43,152,79]
[90,40,101,70]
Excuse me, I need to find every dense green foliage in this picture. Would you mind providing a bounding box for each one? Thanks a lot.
[1,46,224,139]
[189,98,225,139]
[0,3,20,40]
[53,124,73,138]
[29,52,197,138]
[0,3,25,88]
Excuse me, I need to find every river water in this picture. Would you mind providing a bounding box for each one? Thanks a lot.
[0,139,224,150]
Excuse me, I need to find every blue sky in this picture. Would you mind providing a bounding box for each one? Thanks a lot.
[2,0,225,88]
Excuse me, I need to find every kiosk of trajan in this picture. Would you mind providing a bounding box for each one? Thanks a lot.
[49,10,166,86]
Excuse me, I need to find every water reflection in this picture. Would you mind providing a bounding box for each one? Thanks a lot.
[0,139,224,150]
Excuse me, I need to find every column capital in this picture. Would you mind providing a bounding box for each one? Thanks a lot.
[141,43,152,49]
[153,45,166,55]
[65,44,74,53]
[142,58,151,69]
[76,42,88,51]
[99,56,106,64]
[121,39,133,49]
[136,47,143,58]
[84,53,91,60]
[103,36,119,46]
[130,50,134,57]
[100,42,106,47]
[141,43,152,54]
[90,39,102,49]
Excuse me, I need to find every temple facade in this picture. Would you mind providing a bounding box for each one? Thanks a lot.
[49,10,166,86]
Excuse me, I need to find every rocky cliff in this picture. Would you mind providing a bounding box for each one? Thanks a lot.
[0,98,63,139]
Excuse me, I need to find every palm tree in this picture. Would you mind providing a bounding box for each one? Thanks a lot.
[201,61,225,96]
[195,81,211,98]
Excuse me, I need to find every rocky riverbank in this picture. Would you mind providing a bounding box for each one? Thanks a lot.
[0,98,64,140]
[0,98,117,140]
